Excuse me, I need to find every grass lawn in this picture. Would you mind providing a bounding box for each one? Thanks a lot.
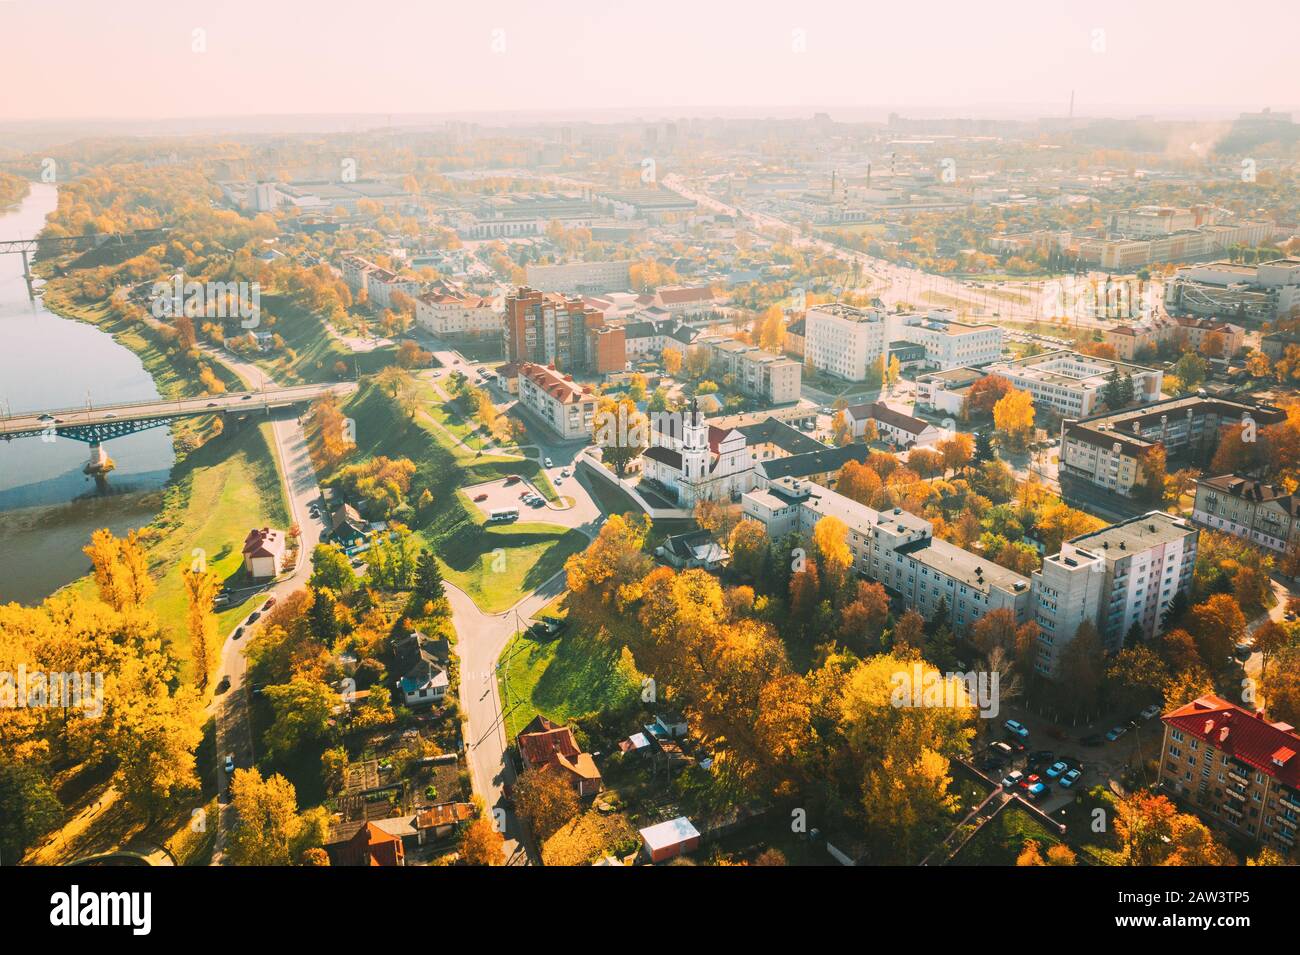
[66,420,289,686]
[497,621,641,741]
[436,521,588,613]
[950,804,1065,866]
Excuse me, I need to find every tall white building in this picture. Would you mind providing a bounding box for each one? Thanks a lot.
[804,304,887,381]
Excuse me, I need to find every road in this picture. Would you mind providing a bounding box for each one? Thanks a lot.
[425,338,612,863]
[206,352,351,863]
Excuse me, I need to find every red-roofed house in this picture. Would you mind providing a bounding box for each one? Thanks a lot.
[1159,694,1300,851]
[516,715,603,796]
[241,527,286,579]
[331,822,406,866]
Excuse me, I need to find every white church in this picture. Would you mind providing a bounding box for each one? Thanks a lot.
[641,400,758,506]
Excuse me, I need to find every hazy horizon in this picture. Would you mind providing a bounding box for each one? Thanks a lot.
[1,0,1294,124]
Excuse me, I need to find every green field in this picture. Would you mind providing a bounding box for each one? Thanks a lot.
[497,613,641,740]
[437,521,588,613]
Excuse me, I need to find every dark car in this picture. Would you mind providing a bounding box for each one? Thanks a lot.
[1080,734,1105,747]
[216,675,231,694]
[247,611,260,624]
[263,596,277,611]
[232,626,244,640]
[1027,750,1055,767]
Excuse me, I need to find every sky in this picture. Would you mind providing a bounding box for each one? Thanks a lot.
[0,0,1295,123]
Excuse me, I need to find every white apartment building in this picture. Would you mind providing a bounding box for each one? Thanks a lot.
[803,304,887,381]
[1066,512,1198,649]
[414,291,502,337]
[516,362,599,440]
[1030,544,1106,677]
[889,310,1005,370]
[741,479,1033,634]
[984,350,1163,418]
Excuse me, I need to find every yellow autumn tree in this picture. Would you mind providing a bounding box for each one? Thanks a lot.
[992,387,1035,448]
[181,566,220,690]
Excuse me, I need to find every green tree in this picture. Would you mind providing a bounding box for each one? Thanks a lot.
[309,543,357,594]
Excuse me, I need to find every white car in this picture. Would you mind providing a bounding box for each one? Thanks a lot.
[224,754,235,774]
[544,457,553,468]
[1140,704,1162,721]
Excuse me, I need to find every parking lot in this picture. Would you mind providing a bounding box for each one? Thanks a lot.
[975,708,1165,815]
[463,476,555,520]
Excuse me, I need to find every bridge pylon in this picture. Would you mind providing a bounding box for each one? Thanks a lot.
[83,440,115,477]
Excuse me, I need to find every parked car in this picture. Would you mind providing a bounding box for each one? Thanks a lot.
[216,675,231,694]
[232,626,244,640]
[1024,781,1048,801]
[1105,726,1128,742]
[1059,768,1083,788]
[474,493,489,502]
[560,468,570,477]
[1001,770,1024,789]
[224,754,235,774]
[1080,734,1105,747]
[989,741,1014,757]
[1003,719,1029,739]
[505,475,521,485]
[1045,761,1068,780]
[1027,750,1054,766]
[544,457,553,468]
[1140,704,1162,721]
[247,611,260,624]
[262,596,276,611]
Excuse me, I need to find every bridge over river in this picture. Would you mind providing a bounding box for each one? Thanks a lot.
[0,382,354,474]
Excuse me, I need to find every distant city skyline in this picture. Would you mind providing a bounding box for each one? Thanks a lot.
[0,0,1295,123]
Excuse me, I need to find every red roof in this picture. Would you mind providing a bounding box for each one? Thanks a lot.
[517,715,581,770]
[1162,695,1300,787]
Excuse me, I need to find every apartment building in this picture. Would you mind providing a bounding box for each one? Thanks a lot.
[740,479,1033,634]
[652,286,721,316]
[985,350,1163,418]
[1059,396,1285,499]
[804,304,887,381]
[1069,220,1274,271]
[524,260,631,295]
[1160,695,1300,853]
[1067,512,1198,647]
[414,291,501,337]
[516,363,599,440]
[693,336,802,405]
[503,287,623,374]
[1192,474,1300,555]
[1030,543,1106,677]
[365,268,422,310]
[1104,316,1244,362]
[889,311,1004,369]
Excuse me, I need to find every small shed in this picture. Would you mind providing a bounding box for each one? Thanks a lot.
[639,817,701,863]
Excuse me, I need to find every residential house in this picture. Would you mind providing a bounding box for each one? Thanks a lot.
[516,715,603,796]
[394,631,451,707]
[241,527,286,579]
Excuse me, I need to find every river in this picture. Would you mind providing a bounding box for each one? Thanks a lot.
[0,183,175,604]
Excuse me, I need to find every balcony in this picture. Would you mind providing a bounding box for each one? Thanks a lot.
[1228,770,1250,786]
[1224,787,1246,802]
